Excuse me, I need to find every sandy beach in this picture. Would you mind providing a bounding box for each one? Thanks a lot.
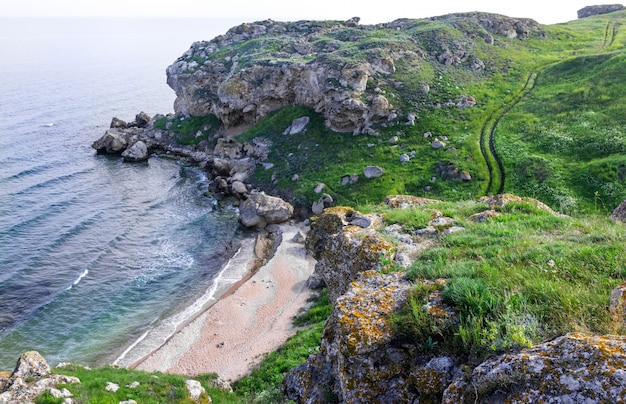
[132,222,316,381]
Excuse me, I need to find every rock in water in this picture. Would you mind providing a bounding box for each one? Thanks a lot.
[91,129,128,153]
[121,141,149,162]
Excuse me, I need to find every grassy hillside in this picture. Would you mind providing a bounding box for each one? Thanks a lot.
[230,11,626,214]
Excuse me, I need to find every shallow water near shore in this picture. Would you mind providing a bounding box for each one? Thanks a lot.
[0,17,244,370]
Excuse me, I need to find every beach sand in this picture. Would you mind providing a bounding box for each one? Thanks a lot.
[132,222,316,381]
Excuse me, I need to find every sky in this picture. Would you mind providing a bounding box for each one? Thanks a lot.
[1,0,608,25]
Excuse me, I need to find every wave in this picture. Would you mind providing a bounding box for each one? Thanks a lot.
[113,237,255,367]
[66,269,89,290]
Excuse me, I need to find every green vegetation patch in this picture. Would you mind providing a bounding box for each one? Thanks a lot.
[378,200,626,362]
[154,115,221,146]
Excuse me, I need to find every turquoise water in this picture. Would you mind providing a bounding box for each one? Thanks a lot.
[0,17,245,369]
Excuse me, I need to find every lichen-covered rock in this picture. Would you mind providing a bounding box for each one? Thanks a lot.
[468,209,500,222]
[282,271,414,403]
[363,166,385,179]
[0,351,80,403]
[610,282,626,319]
[442,333,626,403]
[305,207,392,302]
[478,193,561,216]
[383,195,441,209]
[238,191,293,229]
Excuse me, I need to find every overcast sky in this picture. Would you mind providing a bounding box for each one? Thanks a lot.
[2,0,603,24]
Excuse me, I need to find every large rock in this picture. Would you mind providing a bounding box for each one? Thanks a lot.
[91,128,128,154]
[578,4,625,18]
[238,191,293,229]
[305,207,391,302]
[121,140,149,162]
[478,193,561,216]
[283,116,310,135]
[0,351,80,403]
[363,166,384,179]
[283,271,415,403]
[384,195,441,209]
[443,333,626,403]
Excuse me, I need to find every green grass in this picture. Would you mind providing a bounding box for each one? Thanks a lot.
[376,200,626,362]
[154,115,221,146]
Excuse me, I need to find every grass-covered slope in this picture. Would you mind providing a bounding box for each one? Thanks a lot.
[222,11,626,213]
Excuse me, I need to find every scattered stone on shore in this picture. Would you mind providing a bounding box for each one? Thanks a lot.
[91,129,128,154]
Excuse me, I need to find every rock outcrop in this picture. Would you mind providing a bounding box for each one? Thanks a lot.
[0,351,80,403]
[578,4,625,18]
[304,207,391,302]
[443,333,626,403]
[610,198,626,223]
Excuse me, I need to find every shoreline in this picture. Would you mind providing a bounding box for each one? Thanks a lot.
[113,231,262,368]
[129,221,316,381]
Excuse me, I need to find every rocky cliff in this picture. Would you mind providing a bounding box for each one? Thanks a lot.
[578,4,625,18]
[283,199,626,403]
[164,14,543,134]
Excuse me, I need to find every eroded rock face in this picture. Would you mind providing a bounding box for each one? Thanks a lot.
[282,270,415,403]
[305,207,391,302]
[578,4,625,18]
[0,351,80,403]
[443,333,626,403]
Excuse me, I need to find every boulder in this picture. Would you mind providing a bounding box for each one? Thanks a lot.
[238,191,293,229]
[230,180,248,195]
[610,282,626,319]
[469,209,500,222]
[341,174,359,185]
[578,4,625,18]
[312,193,333,215]
[0,351,80,403]
[431,139,446,149]
[478,193,561,216]
[283,116,310,135]
[130,111,151,128]
[185,379,207,403]
[110,117,127,129]
[443,333,626,403]
[610,199,626,223]
[91,128,128,154]
[363,165,384,179]
[121,141,149,162]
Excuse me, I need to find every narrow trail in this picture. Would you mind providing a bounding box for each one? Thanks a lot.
[479,72,538,196]
[602,21,620,48]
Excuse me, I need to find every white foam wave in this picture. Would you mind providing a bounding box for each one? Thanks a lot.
[113,238,255,367]
[66,269,88,290]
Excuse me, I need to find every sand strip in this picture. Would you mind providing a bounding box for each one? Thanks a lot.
[133,222,316,381]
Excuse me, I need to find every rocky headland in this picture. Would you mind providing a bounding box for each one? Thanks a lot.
[73,5,626,403]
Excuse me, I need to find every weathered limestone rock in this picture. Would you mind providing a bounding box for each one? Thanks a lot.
[479,193,561,216]
[431,139,446,149]
[610,199,626,223]
[305,207,391,302]
[110,117,127,129]
[363,166,384,179]
[610,282,626,319]
[121,140,149,162]
[383,195,441,209]
[130,111,152,128]
[443,333,626,403]
[469,209,500,222]
[341,174,359,185]
[283,271,413,403]
[0,351,80,403]
[91,128,128,154]
[238,191,293,229]
[312,193,333,215]
[283,116,310,135]
[185,379,208,403]
[578,4,625,18]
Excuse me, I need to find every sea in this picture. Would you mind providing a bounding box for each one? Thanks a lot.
[0,17,253,370]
